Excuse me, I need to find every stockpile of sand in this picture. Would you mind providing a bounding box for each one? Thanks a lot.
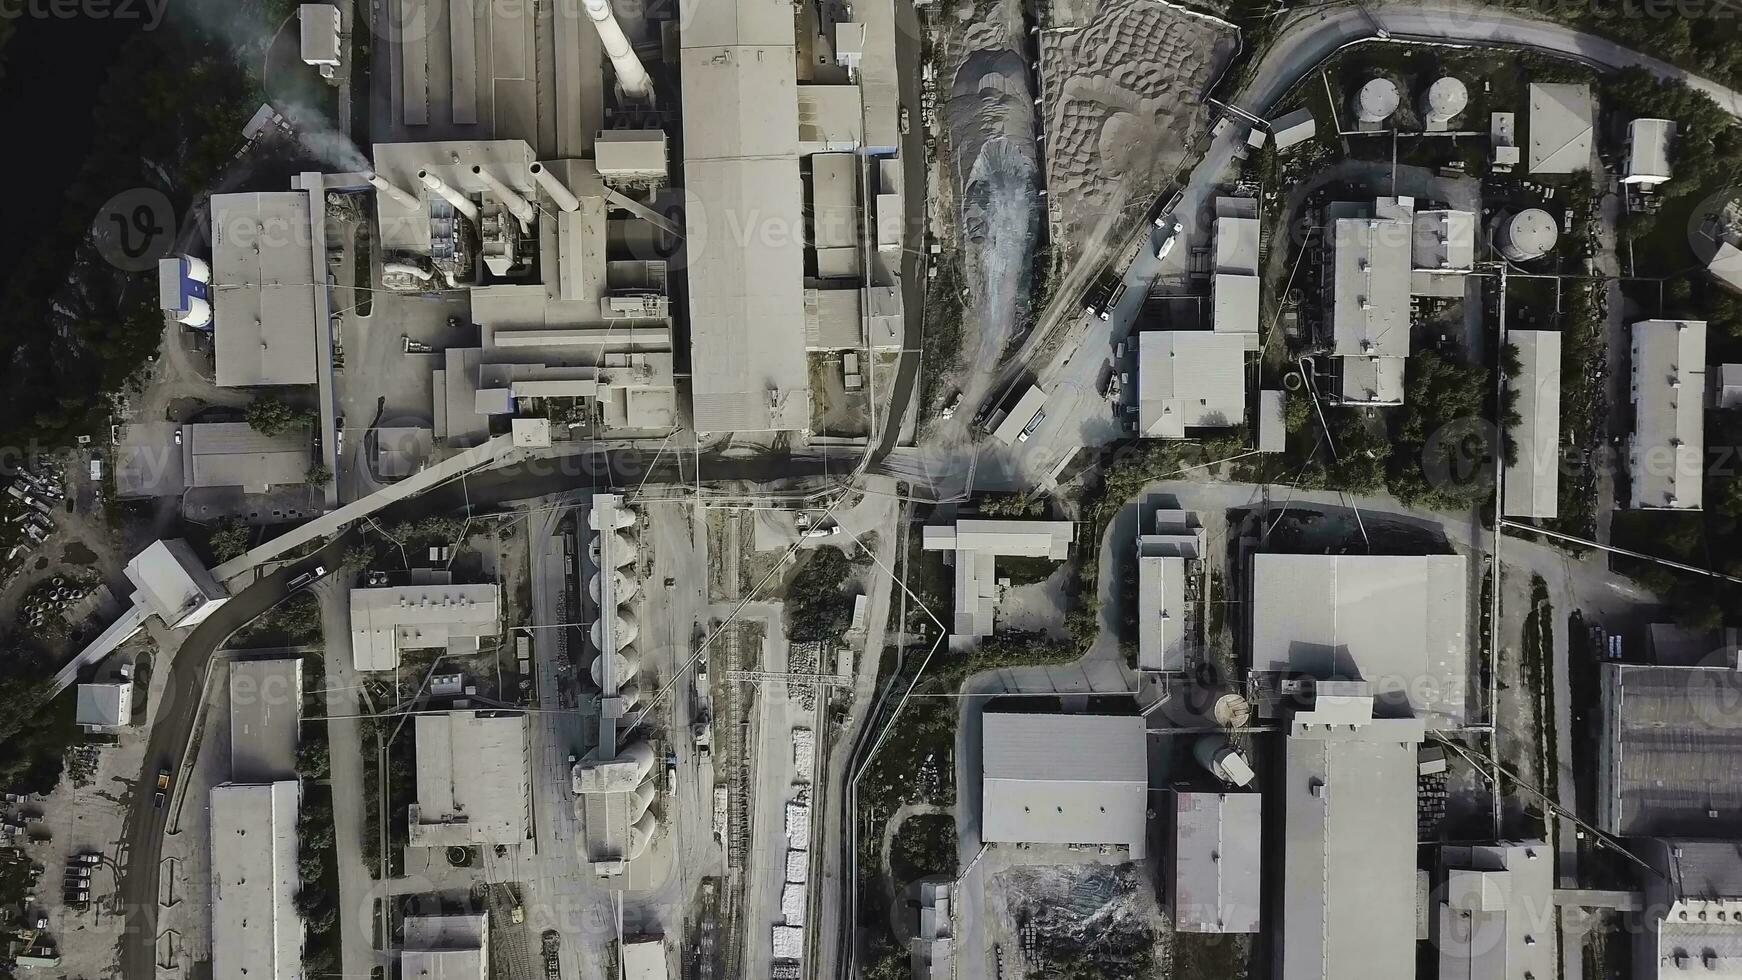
[1038,0,1239,253]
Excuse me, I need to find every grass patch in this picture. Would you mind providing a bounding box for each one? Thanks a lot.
[889,812,957,884]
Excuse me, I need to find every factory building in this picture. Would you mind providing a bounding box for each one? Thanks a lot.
[921,520,1074,648]
[228,658,304,784]
[298,4,340,76]
[1269,108,1316,150]
[180,422,311,494]
[1136,331,1247,438]
[1503,330,1562,519]
[210,781,303,980]
[1434,841,1556,980]
[1213,197,1261,348]
[1249,553,1470,728]
[74,681,132,732]
[1410,208,1476,297]
[1635,839,1742,978]
[1136,510,1205,672]
[1600,649,1742,837]
[979,713,1149,858]
[1624,118,1675,188]
[402,912,490,980]
[209,192,323,388]
[1327,198,1412,405]
[1629,319,1706,510]
[349,580,501,671]
[1170,791,1262,934]
[1278,681,1424,980]
[125,539,229,629]
[409,710,531,848]
[1527,82,1595,174]
[911,882,952,980]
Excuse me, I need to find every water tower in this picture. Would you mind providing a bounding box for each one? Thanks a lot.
[1497,208,1560,262]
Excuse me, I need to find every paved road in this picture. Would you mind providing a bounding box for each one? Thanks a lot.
[116,534,350,980]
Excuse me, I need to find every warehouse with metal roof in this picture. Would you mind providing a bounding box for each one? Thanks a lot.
[1137,331,1246,439]
[210,193,321,388]
[409,710,531,847]
[210,781,302,980]
[1214,198,1261,348]
[350,582,500,671]
[1329,200,1413,404]
[401,912,490,980]
[181,422,311,493]
[1435,841,1556,980]
[1171,791,1261,933]
[1637,839,1742,979]
[1503,330,1562,519]
[1136,510,1204,672]
[1250,553,1470,728]
[1600,661,1742,837]
[980,712,1148,858]
[1625,118,1674,187]
[229,658,303,783]
[1629,319,1706,509]
[1528,82,1595,174]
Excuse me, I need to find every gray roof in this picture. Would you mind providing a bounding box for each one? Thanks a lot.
[1331,211,1412,360]
[75,682,131,729]
[1412,210,1476,272]
[228,658,303,783]
[402,912,489,979]
[1259,389,1286,453]
[1527,83,1594,174]
[1437,841,1556,980]
[1626,118,1674,184]
[1137,553,1187,671]
[809,153,858,251]
[796,84,863,153]
[1269,108,1317,149]
[125,539,227,628]
[350,583,500,672]
[1601,663,1742,837]
[804,289,863,351]
[211,192,320,388]
[991,385,1048,445]
[410,711,530,846]
[1503,330,1562,519]
[1137,331,1246,439]
[1252,553,1470,727]
[210,782,301,980]
[1281,732,1419,980]
[923,521,1073,642]
[1629,320,1706,509]
[980,713,1148,858]
[183,422,310,492]
[1335,353,1405,405]
[594,130,668,178]
[1638,840,1742,980]
[1172,791,1262,933]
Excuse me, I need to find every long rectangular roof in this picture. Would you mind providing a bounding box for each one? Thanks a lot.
[1626,118,1674,184]
[809,153,859,251]
[1173,791,1262,933]
[410,710,530,846]
[1137,553,1187,671]
[1503,330,1562,519]
[1331,213,1411,359]
[211,193,320,387]
[921,520,1074,558]
[680,0,809,433]
[1251,553,1469,727]
[184,422,310,492]
[991,385,1049,445]
[210,782,301,980]
[229,658,303,783]
[1629,319,1706,509]
[1138,331,1246,439]
[1601,663,1742,836]
[980,713,1148,857]
[350,583,500,671]
[1281,734,1418,980]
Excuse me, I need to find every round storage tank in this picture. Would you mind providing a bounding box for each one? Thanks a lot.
[1354,78,1400,124]
[1498,208,1560,262]
[1422,77,1468,125]
[1212,693,1253,728]
[1193,736,1256,787]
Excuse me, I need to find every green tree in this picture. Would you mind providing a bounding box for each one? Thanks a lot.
[305,463,332,488]
[208,519,251,562]
[245,396,308,436]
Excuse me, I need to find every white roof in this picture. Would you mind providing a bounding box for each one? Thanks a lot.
[681,0,809,433]
[1527,83,1594,174]
[1503,330,1562,519]
[1173,791,1262,933]
[1259,389,1286,453]
[1138,331,1246,439]
[402,913,488,980]
[75,682,132,729]
[849,0,900,151]
[1711,241,1742,292]
[1214,275,1261,344]
[1336,354,1406,405]
[125,539,227,629]
[796,84,863,153]
[211,192,320,387]
[1251,553,1470,727]
[1626,118,1674,184]
[622,940,669,980]
[595,130,668,178]
[1331,210,1412,360]
[1269,108,1316,149]
[183,422,309,492]
[921,520,1074,558]
[350,584,500,672]
[1137,553,1186,671]
[1215,213,1259,274]
[991,385,1048,444]
[1629,319,1706,509]
[1412,210,1476,272]
[410,711,530,846]
[210,782,302,980]
[980,713,1148,857]
[1437,842,1556,980]
[229,658,304,783]
[298,4,339,63]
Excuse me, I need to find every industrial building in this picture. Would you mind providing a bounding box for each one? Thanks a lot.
[989,385,1048,445]
[409,710,531,848]
[1636,839,1742,979]
[209,193,323,388]
[1435,841,1556,980]
[1327,198,1412,404]
[349,580,501,671]
[1137,331,1247,438]
[1491,112,1520,171]
[74,681,132,732]
[1410,208,1476,297]
[228,658,304,783]
[125,539,228,629]
[181,422,311,493]
[210,781,302,980]
[921,520,1074,648]
[1527,82,1595,174]
[979,713,1148,858]
[1250,553,1470,728]
[1269,108,1316,150]
[621,938,669,980]
[1279,682,1424,980]
[1600,655,1742,837]
[298,4,340,75]
[1624,118,1675,187]
[1170,791,1261,934]
[1213,197,1261,348]
[1629,319,1706,509]
[1503,330,1562,519]
[402,912,490,980]
[1136,510,1205,672]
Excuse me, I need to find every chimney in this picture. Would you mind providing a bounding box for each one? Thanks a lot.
[418,170,479,222]
[582,0,652,101]
[529,163,581,213]
[471,165,534,231]
[364,171,419,211]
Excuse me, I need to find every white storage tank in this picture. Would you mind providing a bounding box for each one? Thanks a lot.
[1354,78,1400,124]
[1421,77,1468,127]
[1194,735,1256,787]
[1498,208,1560,262]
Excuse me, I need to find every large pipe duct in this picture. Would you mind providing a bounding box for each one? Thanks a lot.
[582,0,652,101]
[365,170,419,211]
[529,163,581,213]
[417,170,479,221]
[471,165,534,231]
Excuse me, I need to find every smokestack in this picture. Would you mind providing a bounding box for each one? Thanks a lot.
[471,165,534,231]
[529,163,581,213]
[582,0,652,101]
[364,171,419,211]
[418,170,479,221]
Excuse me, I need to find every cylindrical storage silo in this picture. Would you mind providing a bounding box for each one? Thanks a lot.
[628,811,658,859]
[1353,78,1400,124]
[1194,736,1256,787]
[1497,208,1559,262]
[1421,77,1468,126]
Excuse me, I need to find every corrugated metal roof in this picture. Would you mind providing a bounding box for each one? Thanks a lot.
[1172,791,1262,933]
[1629,320,1706,509]
[1503,330,1561,519]
[1602,663,1742,836]
[981,713,1148,857]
